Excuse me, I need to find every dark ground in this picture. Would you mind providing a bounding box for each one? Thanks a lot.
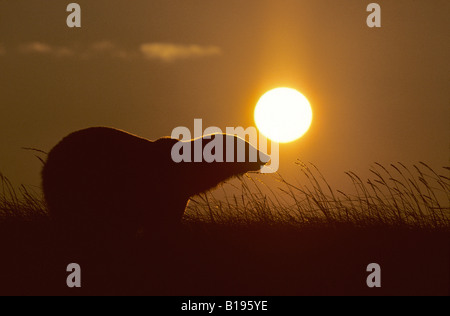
[0,218,448,296]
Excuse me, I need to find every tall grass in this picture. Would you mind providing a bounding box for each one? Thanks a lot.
[1,162,449,229]
[0,173,47,221]
[186,161,450,229]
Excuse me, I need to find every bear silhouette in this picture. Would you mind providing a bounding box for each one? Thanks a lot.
[42,127,269,239]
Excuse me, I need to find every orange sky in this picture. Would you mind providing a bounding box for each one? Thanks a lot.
[0,0,449,190]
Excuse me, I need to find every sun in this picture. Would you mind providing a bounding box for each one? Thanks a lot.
[254,88,313,143]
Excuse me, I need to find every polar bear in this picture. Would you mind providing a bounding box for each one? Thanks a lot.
[42,127,269,238]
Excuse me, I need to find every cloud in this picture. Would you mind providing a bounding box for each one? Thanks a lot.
[86,40,137,60]
[20,42,52,54]
[16,41,222,62]
[19,42,75,57]
[19,41,122,59]
[140,43,222,62]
